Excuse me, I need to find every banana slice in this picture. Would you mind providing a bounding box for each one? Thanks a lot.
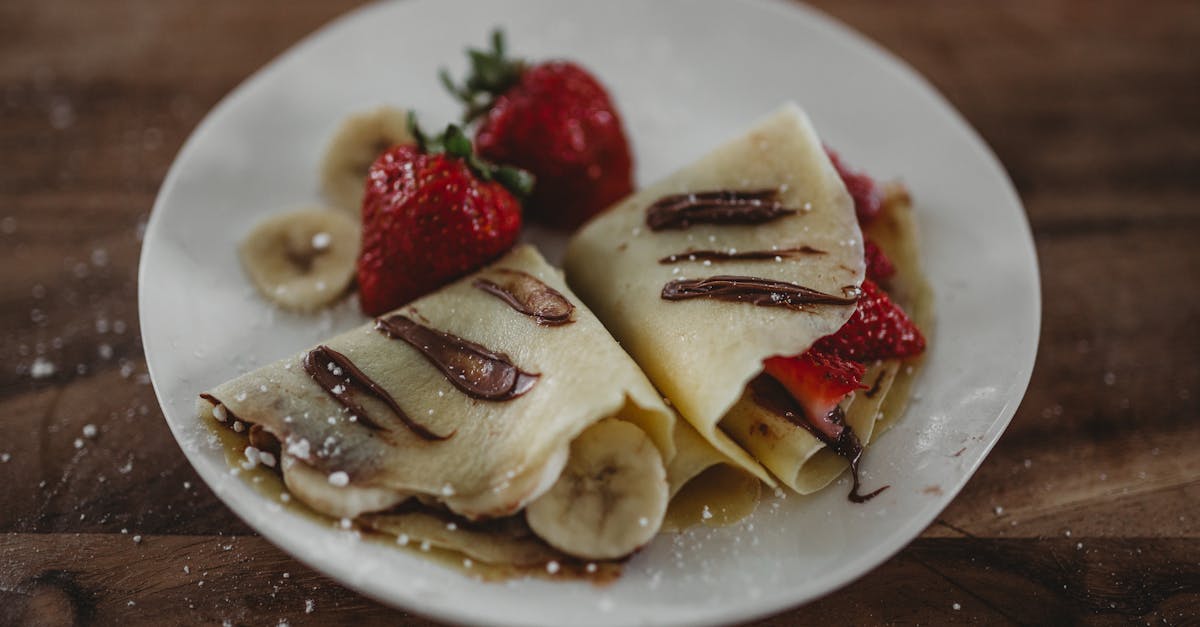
[239,208,360,311]
[525,419,669,560]
[281,455,409,519]
[320,106,414,213]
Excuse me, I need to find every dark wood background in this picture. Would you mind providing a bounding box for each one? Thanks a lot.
[2,0,1197,624]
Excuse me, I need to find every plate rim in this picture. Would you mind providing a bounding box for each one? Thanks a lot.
[138,0,1041,624]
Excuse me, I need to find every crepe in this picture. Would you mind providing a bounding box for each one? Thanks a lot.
[198,245,676,522]
[660,418,762,530]
[721,361,899,494]
[866,184,933,436]
[723,183,930,493]
[359,509,560,568]
[564,104,865,486]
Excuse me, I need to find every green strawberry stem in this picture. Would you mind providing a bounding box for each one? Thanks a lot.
[440,29,525,123]
[408,112,535,199]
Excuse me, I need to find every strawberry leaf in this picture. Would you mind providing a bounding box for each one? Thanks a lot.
[442,125,474,159]
[441,28,526,123]
[407,112,535,200]
[494,167,536,199]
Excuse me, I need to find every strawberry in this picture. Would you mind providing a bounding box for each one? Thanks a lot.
[812,279,926,362]
[825,148,883,224]
[864,238,896,282]
[442,31,633,230]
[357,120,532,316]
[763,351,865,440]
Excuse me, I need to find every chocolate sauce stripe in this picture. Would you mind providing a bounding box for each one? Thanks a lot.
[375,314,539,401]
[864,370,888,399]
[661,275,860,311]
[645,188,798,231]
[199,393,245,427]
[658,246,826,264]
[472,269,575,326]
[304,345,452,441]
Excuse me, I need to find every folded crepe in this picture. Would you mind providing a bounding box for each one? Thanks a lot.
[661,418,762,530]
[864,185,933,433]
[566,104,886,493]
[720,360,898,494]
[721,182,932,494]
[198,245,679,560]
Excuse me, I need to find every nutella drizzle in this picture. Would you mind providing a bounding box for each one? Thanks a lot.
[375,314,539,401]
[304,345,452,441]
[749,376,887,503]
[645,189,797,231]
[200,393,225,412]
[472,269,575,326]
[658,246,826,264]
[200,392,243,425]
[661,276,860,311]
[863,370,887,399]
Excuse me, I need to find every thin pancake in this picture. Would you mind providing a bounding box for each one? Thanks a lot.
[867,184,933,436]
[720,183,930,492]
[198,245,675,520]
[720,361,899,494]
[663,420,761,531]
[358,510,560,568]
[565,104,865,486]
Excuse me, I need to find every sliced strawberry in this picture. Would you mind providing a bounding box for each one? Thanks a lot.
[761,350,890,503]
[813,279,926,362]
[825,147,883,225]
[864,239,896,282]
[763,351,865,441]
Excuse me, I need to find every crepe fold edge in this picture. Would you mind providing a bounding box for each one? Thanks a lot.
[197,244,677,521]
[564,104,866,487]
[720,183,932,493]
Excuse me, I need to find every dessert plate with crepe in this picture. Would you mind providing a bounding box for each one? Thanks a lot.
[139,0,1040,625]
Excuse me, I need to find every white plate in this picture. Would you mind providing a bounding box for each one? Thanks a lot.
[139,0,1040,624]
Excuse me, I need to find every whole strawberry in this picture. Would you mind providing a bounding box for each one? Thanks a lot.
[442,31,633,230]
[357,120,532,316]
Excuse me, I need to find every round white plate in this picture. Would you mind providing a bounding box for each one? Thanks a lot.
[140,0,1040,625]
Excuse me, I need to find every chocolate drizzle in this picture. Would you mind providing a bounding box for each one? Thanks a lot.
[658,246,826,264]
[661,276,860,311]
[863,370,887,399]
[200,393,226,413]
[303,345,453,441]
[645,189,796,231]
[749,376,887,503]
[199,392,244,426]
[376,314,539,401]
[473,269,575,326]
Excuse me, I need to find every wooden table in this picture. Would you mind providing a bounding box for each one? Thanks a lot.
[2,1,1197,624]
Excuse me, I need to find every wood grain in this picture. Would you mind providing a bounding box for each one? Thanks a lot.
[1,0,1198,624]
[2,534,1197,625]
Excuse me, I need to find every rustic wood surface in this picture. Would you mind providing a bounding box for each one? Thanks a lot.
[2,0,1198,624]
